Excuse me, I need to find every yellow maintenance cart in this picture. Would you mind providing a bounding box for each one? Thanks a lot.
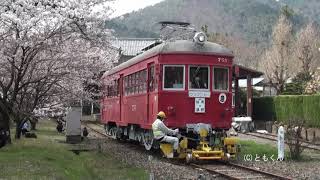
[159,123,238,163]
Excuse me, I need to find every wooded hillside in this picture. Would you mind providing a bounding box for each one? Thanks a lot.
[106,0,319,44]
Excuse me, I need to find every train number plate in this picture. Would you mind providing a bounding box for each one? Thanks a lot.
[189,91,210,98]
[195,98,205,113]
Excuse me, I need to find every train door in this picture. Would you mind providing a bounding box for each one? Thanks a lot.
[213,66,231,127]
[143,63,156,150]
[147,63,156,123]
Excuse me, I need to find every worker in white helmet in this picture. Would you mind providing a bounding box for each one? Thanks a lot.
[152,111,179,157]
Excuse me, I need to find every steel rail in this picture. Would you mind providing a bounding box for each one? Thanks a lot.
[190,163,239,180]
[190,162,292,180]
[82,123,109,138]
[227,162,291,180]
[83,122,292,179]
[254,132,320,146]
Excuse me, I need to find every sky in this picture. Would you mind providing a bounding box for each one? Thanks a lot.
[109,0,165,17]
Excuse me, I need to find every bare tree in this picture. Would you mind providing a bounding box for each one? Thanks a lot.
[261,15,296,94]
[294,22,320,74]
[285,118,306,160]
[0,0,116,140]
[208,33,259,68]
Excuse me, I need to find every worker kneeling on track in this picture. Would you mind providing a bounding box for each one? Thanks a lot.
[152,111,179,157]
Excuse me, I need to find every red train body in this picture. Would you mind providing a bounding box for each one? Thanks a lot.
[101,40,234,150]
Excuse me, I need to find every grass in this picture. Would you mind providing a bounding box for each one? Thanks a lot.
[238,140,278,160]
[237,140,318,162]
[0,120,148,180]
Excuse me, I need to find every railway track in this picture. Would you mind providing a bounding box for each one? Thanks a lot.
[82,123,107,138]
[83,122,292,179]
[243,132,320,151]
[254,132,320,145]
[191,162,291,180]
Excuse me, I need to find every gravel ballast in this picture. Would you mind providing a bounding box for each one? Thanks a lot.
[86,132,224,179]
[85,126,320,179]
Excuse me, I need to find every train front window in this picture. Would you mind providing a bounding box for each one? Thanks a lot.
[213,67,229,91]
[163,65,185,90]
[189,66,209,90]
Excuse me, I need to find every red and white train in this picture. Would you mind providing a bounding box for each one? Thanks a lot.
[101,32,237,160]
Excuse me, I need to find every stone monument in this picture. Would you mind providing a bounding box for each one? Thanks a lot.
[66,101,82,143]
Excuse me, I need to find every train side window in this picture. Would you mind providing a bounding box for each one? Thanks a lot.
[149,65,156,92]
[106,81,111,97]
[189,66,209,90]
[142,70,147,93]
[132,74,135,95]
[125,74,132,96]
[213,67,229,91]
[123,70,147,96]
[112,80,116,97]
[136,72,139,94]
[103,82,108,96]
[127,75,130,95]
[116,79,120,96]
[128,75,131,95]
[129,75,133,95]
[139,70,144,93]
[132,73,136,94]
[135,72,139,94]
[136,72,140,94]
[107,79,118,97]
[163,65,185,90]
[232,92,235,107]
[107,85,111,97]
[124,76,128,96]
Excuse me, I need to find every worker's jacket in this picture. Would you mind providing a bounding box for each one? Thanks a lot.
[152,119,175,139]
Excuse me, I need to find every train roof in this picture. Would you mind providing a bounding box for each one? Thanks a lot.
[104,40,234,77]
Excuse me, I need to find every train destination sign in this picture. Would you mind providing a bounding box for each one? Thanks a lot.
[188,91,211,98]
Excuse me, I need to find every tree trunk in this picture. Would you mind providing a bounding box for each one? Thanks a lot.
[0,110,12,144]
[31,122,36,130]
[15,121,22,139]
[4,118,11,144]
[7,128,11,144]
[11,112,26,139]
[30,117,38,130]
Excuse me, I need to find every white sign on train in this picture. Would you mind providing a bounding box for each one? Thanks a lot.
[188,91,211,98]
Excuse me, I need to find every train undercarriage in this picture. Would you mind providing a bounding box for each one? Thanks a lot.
[104,123,239,162]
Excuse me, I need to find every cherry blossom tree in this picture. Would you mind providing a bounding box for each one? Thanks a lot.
[0,0,117,140]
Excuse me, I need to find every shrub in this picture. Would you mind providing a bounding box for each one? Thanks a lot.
[252,97,275,121]
[286,118,305,160]
[253,95,320,128]
[303,95,320,127]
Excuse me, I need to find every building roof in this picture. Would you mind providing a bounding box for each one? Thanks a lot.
[233,64,264,79]
[104,40,234,77]
[110,38,159,56]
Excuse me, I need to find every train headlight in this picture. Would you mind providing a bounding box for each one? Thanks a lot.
[198,35,205,42]
[194,32,207,45]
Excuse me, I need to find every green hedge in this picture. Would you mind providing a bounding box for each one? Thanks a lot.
[303,95,320,127]
[252,96,275,121]
[253,95,320,128]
